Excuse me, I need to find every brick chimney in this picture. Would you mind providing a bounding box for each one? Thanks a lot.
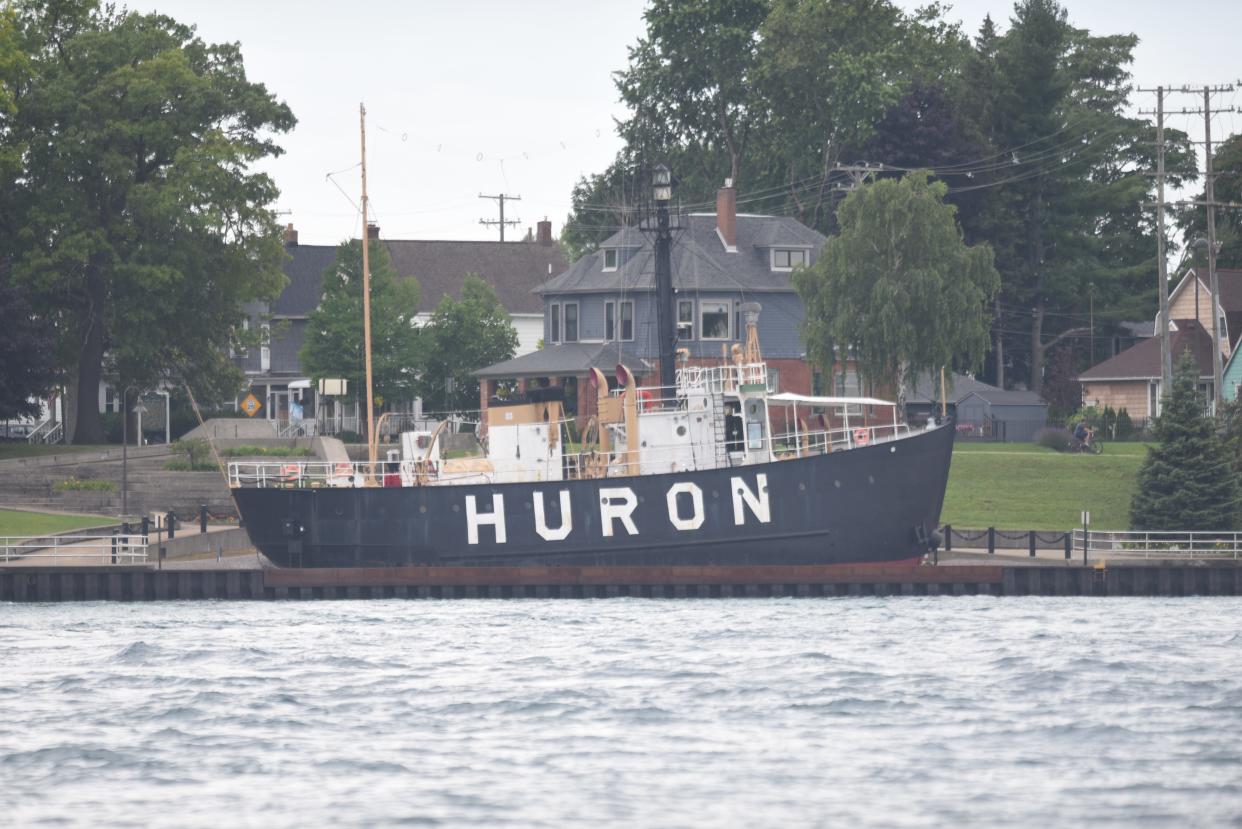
[716,179,737,251]
[536,219,553,246]
[282,222,298,247]
[366,222,380,240]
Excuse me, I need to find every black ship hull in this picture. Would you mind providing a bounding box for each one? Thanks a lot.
[234,423,955,569]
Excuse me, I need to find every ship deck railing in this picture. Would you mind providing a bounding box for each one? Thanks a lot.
[228,420,928,489]
[674,362,769,395]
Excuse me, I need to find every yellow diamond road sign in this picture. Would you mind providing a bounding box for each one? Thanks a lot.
[241,393,262,418]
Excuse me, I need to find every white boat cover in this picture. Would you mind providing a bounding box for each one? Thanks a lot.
[768,392,895,407]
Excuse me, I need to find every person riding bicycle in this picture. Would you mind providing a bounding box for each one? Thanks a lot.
[1073,419,1095,450]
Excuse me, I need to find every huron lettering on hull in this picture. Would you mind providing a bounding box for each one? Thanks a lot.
[465,474,770,545]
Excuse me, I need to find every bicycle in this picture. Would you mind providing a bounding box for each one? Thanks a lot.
[1071,435,1104,455]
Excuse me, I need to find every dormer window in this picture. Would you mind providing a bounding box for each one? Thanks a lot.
[603,248,618,271]
[771,248,807,271]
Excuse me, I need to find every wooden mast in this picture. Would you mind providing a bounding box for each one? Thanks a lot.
[360,103,377,472]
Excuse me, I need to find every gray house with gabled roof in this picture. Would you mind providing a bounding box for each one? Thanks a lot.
[238,222,566,431]
[476,184,832,425]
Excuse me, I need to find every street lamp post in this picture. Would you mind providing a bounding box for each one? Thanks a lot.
[121,388,148,518]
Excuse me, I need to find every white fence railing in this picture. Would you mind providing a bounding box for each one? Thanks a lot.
[1,534,149,564]
[1072,530,1242,560]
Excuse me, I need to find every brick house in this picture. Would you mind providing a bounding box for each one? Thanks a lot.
[1078,267,1241,420]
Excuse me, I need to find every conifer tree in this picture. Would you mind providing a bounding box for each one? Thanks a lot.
[1130,351,1238,531]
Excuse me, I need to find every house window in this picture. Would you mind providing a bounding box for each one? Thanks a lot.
[620,301,633,341]
[677,300,694,340]
[104,386,118,414]
[564,302,579,343]
[603,249,618,271]
[836,369,862,397]
[771,248,808,271]
[1148,381,1160,419]
[550,304,561,343]
[260,322,271,373]
[766,367,780,393]
[701,300,730,340]
[605,301,615,341]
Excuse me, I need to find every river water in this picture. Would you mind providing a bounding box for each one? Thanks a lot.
[1,597,1239,828]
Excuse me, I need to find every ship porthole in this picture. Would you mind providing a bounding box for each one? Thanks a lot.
[419,505,427,514]
[890,446,896,453]
[335,507,344,516]
[676,425,687,437]
[868,475,875,485]
[834,480,841,488]
[711,490,718,498]
[799,483,806,491]
[452,504,460,512]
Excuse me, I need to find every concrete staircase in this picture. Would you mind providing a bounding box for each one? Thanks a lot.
[0,447,235,520]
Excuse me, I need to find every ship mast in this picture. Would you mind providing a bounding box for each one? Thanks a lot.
[359,103,376,471]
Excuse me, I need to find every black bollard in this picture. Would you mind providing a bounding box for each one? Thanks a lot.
[1029,530,1036,558]
[200,504,208,534]
[167,511,176,540]
[141,516,150,544]
[110,530,117,564]
[1064,532,1072,560]
[987,526,996,555]
[944,525,952,553]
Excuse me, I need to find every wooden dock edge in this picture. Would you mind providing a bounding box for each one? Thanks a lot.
[1,564,1240,602]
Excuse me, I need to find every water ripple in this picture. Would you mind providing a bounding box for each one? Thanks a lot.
[0,597,1239,827]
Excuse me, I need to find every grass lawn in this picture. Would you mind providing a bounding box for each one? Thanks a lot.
[0,444,103,461]
[942,442,1150,531]
[0,508,117,537]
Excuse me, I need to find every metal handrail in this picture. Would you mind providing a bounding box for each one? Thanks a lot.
[1072,529,1242,560]
[1,534,149,563]
[228,419,927,488]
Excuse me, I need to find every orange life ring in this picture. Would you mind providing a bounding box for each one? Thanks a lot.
[853,428,870,446]
[279,463,302,483]
[625,388,655,412]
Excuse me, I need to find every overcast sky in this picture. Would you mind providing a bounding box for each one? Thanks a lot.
[128,0,1242,246]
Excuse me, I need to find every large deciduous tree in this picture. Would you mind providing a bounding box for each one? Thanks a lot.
[300,240,422,411]
[0,268,58,419]
[417,276,518,415]
[1130,350,1238,531]
[794,172,999,398]
[4,1,295,442]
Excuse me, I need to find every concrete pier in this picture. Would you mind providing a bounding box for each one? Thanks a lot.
[1,563,1239,602]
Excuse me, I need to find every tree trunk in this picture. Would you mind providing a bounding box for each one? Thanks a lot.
[72,278,107,444]
[1030,303,1045,396]
[993,298,1004,389]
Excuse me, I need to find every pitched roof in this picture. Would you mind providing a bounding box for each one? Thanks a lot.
[1078,319,1216,381]
[474,342,652,380]
[536,213,827,295]
[274,238,568,317]
[383,239,567,314]
[905,371,1005,404]
[1169,267,1242,315]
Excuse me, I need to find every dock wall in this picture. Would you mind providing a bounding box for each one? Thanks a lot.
[1,564,1240,602]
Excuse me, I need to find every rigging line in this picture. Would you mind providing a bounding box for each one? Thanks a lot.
[326,172,361,212]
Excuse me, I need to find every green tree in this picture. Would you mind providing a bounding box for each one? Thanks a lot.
[418,276,518,415]
[300,240,422,409]
[1131,350,1238,530]
[0,268,58,418]
[794,171,999,397]
[1177,133,1242,270]
[4,2,294,442]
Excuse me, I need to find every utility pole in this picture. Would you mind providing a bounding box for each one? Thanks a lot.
[1204,86,1225,411]
[1138,83,1235,409]
[1137,86,1174,394]
[1088,282,1095,367]
[479,193,521,241]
